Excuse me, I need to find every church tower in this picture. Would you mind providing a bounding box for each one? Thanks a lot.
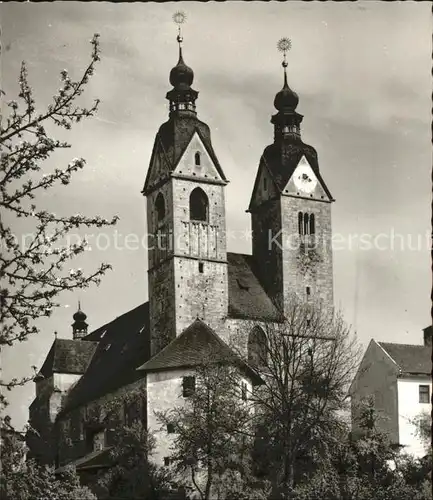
[142,23,229,356]
[248,39,334,316]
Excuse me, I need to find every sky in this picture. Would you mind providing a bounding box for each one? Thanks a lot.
[1,2,431,430]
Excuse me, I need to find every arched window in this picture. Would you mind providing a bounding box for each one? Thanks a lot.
[248,326,267,366]
[189,187,209,222]
[194,151,201,166]
[303,213,310,236]
[155,193,165,224]
[310,214,315,235]
[298,212,303,236]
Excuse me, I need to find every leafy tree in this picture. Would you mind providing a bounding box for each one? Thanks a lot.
[238,296,361,494]
[412,410,432,454]
[0,34,118,412]
[156,361,259,500]
[0,425,96,500]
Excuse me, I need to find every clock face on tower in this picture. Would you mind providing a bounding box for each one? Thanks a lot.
[293,164,317,194]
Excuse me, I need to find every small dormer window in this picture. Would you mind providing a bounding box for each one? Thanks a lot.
[194,151,201,167]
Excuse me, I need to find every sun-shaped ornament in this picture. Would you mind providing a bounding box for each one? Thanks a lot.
[173,11,186,25]
[277,37,292,53]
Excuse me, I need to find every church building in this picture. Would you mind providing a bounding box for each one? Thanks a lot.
[27,29,334,475]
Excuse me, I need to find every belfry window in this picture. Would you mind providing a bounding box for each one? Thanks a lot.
[155,193,165,224]
[310,214,315,235]
[298,212,303,235]
[189,187,209,222]
[194,151,201,166]
[299,212,316,236]
[303,213,310,236]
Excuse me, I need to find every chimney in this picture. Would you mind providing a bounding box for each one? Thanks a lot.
[423,325,432,347]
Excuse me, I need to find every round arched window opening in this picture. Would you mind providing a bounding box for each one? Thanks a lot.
[189,187,209,222]
[155,193,165,224]
[194,151,201,167]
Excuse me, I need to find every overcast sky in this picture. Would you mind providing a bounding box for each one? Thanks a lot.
[1,2,431,429]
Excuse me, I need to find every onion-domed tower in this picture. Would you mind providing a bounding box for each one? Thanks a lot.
[248,39,335,316]
[72,302,88,340]
[142,17,229,356]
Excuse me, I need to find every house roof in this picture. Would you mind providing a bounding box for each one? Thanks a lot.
[227,252,282,321]
[55,447,113,474]
[378,342,431,376]
[59,302,150,416]
[138,318,262,385]
[38,338,98,378]
[142,116,227,194]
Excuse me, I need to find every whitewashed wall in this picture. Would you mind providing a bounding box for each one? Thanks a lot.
[397,377,431,457]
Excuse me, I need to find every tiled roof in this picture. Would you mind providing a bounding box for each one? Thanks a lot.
[379,342,431,375]
[259,141,333,200]
[38,339,97,378]
[142,116,226,194]
[59,302,150,416]
[138,318,262,385]
[227,252,282,321]
[57,254,276,415]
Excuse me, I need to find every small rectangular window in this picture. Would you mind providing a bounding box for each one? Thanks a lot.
[183,376,196,397]
[167,423,175,434]
[419,385,430,404]
[263,177,267,191]
[198,262,204,273]
[164,457,171,467]
[241,382,248,401]
[306,286,311,296]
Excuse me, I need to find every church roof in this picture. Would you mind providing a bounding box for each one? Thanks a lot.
[378,342,431,375]
[138,318,262,385]
[56,253,276,416]
[142,116,227,194]
[259,141,333,201]
[227,252,282,321]
[59,302,150,416]
[38,338,98,378]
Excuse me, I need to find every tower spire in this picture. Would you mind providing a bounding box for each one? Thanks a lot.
[166,11,198,117]
[272,37,302,141]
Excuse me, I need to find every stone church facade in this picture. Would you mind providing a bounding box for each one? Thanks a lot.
[27,33,334,475]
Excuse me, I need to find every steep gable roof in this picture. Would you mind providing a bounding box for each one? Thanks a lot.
[142,116,227,194]
[138,318,262,385]
[60,302,150,416]
[378,342,431,376]
[38,339,97,378]
[258,141,333,202]
[227,252,282,321]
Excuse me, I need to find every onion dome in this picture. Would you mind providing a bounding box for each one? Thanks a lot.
[73,309,87,322]
[274,61,299,112]
[72,301,88,340]
[169,38,194,89]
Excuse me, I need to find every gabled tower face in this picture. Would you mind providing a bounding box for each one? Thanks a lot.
[143,33,229,356]
[249,56,334,316]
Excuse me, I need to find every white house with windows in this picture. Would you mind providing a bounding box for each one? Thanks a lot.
[350,326,432,458]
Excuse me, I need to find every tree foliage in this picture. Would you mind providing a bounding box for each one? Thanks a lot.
[0,34,118,411]
[156,361,261,500]
[0,426,96,500]
[239,296,360,492]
